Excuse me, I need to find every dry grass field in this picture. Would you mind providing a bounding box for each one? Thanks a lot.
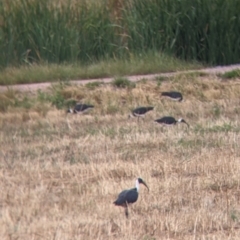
[1,73,240,239]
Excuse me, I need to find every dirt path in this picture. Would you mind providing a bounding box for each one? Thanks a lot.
[0,64,240,93]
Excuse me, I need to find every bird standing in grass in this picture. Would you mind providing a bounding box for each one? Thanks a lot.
[155,116,189,127]
[113,178,149,218]
[161,91,183,102]
[67,103,94,114]
[128,106,154,121]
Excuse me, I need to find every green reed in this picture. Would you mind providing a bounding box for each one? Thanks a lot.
[0,0,239,68]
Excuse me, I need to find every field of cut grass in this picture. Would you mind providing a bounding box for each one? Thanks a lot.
[1,72,240,239]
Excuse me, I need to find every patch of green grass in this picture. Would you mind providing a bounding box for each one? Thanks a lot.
[220,69,240,79]
[155,75,170,87]
[194,123,235,134]
[230,210,239,222]
[37,90,66,109]
[38,84,77,110]
[178,71,209,79]
[0,90,34,112]
[178,139,204,149]
[85,81,104,90]
[14,96,32,109]
[208,124,234,133]
[105,105,119,115]
[102,127,117,138]
[112,77,135,89]
[212,104,221,118]
[0,96,13,112]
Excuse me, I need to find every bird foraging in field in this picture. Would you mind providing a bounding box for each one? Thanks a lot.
[161,91,183,102]
[128,106,154,121]
[113,178,149,218]
[67,103,94,114]
[155,116,189,127]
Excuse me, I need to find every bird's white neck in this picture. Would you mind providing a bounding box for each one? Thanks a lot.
[135,179,140,192]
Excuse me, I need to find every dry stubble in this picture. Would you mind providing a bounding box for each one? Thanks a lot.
[1,76,240,239]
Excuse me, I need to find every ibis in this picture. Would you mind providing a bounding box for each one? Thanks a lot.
[113,178,149,218]
[129,106,154,121]
[155,116,189,127]
[161,91,183,102]
[67,103,94,114]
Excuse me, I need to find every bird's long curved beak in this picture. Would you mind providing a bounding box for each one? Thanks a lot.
[182,120,189,127]
[142,181,149,192]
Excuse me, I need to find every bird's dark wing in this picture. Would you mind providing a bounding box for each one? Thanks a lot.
[74,104,86,112]
[113,188,138,206]
[125,189,138,204]
[156,116,175,124]
[171,92,182,100]
[161,92,171,97]
[145,106,154,112]
[133,107,146,115]
[75,104,94,112]
[133,107,153,115]
[162,91,182,100]
[113,190,129,206]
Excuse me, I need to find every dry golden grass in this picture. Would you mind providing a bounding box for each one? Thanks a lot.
[1,75,240,239]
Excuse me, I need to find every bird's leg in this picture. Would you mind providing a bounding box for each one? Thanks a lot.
[125,206,129,218]
[124,201,129,218]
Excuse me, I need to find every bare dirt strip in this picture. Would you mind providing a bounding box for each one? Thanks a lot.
[0,64,240,93]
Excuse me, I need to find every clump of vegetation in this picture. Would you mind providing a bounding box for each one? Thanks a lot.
[112,77,136,89]
[0,90,33,112]
[220,70,240,79]
[85,81,104,90]
[0,95,13,112]
[155,76,170,87]
[37,89,70,110]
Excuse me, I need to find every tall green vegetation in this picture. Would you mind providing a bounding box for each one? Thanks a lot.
[0,0,240,68]
[126,0,240,64]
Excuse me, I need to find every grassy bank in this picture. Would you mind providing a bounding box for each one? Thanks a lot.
[0,51,202,85]
[0,0,239,69]
[1,73,240,239]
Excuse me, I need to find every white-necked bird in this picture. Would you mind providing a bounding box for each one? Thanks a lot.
[67,103,94,114]
[113,178,149,218]
[155,116,189,127]
[161,91,183,102]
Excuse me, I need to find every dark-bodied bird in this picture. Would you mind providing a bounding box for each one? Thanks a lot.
[113,178,149,218]
[67,103,94,114]
[161,91,183,102]
[155,116,189,127]
[129,106,154,121]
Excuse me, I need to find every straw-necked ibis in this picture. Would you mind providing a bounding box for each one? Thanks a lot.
[129,106,154,120]
[155,116,189,127]
[67,104,94,114]
[161,91,183,102]
[113,178,149,218]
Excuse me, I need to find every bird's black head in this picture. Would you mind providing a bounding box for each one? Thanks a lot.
[137,178,149,191]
